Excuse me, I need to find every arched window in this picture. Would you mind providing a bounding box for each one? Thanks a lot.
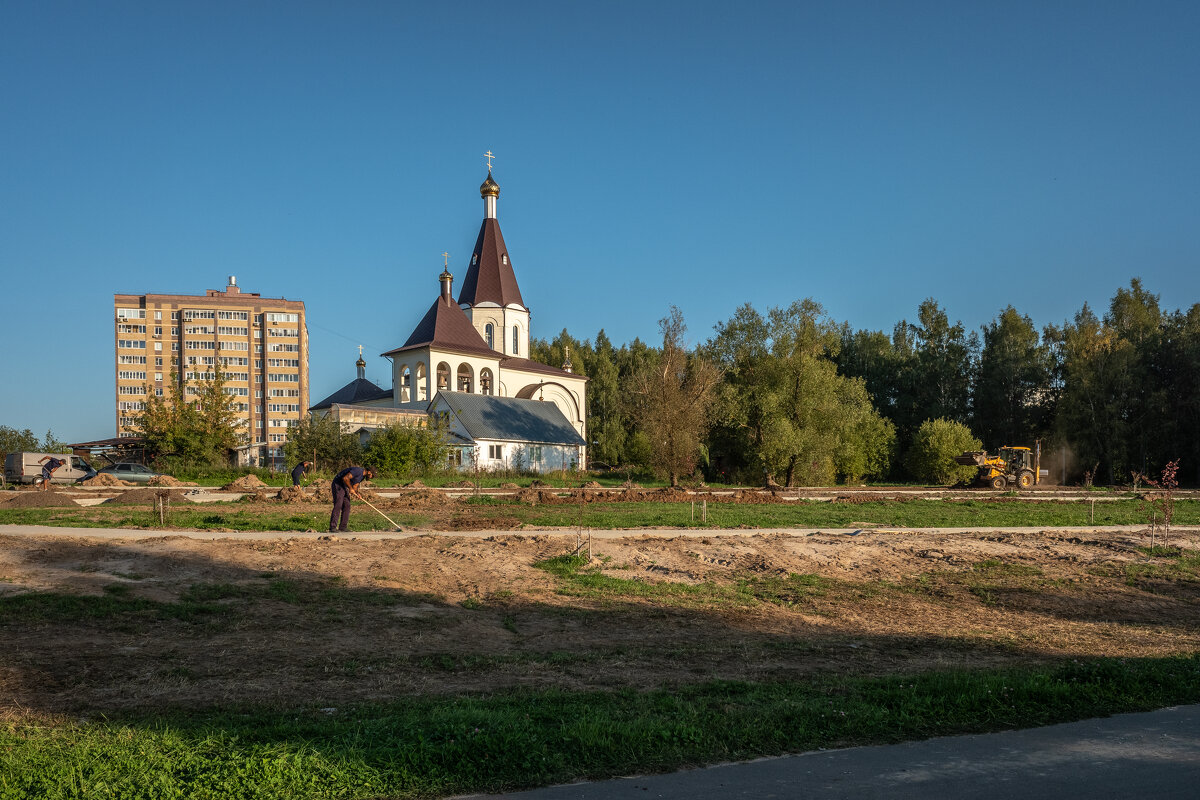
[436,362,450,391]
[485,323,494,349]
[512,325,519,355]
[416,362,427,401]
[400,365,411,403]
[457,363,474,393]
[480,368,493,396]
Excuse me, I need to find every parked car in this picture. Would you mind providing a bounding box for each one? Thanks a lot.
[4,452,97,485]
[96,463,164,484]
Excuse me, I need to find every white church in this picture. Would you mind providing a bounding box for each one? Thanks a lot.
[311,161,589,472]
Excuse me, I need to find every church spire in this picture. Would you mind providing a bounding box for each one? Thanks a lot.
[355,345,366,380]
[480,151,500,220]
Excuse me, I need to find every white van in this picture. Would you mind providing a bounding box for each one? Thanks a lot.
[3,452,97,486]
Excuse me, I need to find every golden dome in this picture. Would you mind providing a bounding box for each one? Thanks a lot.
[480,171,500,198]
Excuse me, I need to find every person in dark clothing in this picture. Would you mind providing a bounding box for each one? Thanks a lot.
[329,465,374,533]
[291,460,312,487]
[38,456,65,491]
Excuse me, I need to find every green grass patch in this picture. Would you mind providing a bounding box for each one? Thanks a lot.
[2,498,1199,533]
[3,655,1199,799]
[533,554,834,610]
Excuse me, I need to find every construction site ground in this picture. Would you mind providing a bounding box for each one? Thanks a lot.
[1,481,1198,720]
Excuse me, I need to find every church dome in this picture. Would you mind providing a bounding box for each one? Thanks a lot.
[480,172,500,198]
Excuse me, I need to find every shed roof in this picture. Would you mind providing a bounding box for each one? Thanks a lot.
[434,392,586,447]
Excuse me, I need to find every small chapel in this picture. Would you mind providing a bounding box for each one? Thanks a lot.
[311,159,588,472]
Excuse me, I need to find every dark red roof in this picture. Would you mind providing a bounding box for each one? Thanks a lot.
[457,218,525,309]
[382,295,496,358]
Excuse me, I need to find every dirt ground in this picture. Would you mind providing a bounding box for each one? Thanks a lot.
[2,522,1198,719]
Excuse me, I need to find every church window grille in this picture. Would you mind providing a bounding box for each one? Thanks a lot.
[485,323,494,349]
[512,326,519,355]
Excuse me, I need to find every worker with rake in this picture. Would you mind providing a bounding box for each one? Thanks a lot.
[330,464,374,533]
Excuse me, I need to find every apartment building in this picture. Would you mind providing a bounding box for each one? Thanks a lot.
[113,276,308,467]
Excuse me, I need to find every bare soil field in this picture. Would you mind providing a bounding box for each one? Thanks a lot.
[2,523,1198,719]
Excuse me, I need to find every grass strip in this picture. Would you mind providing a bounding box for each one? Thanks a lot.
[2,498,1198,532]
[3,655,1199,799]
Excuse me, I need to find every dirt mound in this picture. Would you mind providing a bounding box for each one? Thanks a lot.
[500,483,520,490]
[581,481,603,489]
[277,485,316,503]
[446,480,475,489]
[222,475,269,491]
[834,493,909,504]
[86,473,134,487]
[729,490,785,504]
[148,475,198,487]
[406,480,427,489]
[383,489,454,510]
[1,491,79,508]
[516,488,565,505]
[104,488,192,505]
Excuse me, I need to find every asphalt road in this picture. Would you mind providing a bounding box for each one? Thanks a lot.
[462,704,1200,799]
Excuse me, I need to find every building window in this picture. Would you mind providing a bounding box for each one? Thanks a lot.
[512,326,519,355]
[485,323,494,349]
[480,368,493,396]
[501,254,508,265]
[488,444,502,460]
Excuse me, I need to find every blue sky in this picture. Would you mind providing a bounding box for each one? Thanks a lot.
[2,1,1198,442]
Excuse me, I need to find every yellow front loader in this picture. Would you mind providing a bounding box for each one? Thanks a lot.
[954,442,1042,490]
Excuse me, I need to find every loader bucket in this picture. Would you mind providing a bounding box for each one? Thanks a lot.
[954,451,987,466]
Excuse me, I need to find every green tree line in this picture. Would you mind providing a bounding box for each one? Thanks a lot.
[532,278,1200,487]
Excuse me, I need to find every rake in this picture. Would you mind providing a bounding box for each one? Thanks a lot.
[358,495,404,532]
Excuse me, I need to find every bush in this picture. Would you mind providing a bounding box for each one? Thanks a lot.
[363,420,448,479]
[906,418,982,485]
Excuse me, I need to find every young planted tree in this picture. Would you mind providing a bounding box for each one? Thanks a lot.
[629,306,719,486]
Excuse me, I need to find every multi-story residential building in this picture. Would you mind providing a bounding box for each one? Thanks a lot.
[113,277,308,467]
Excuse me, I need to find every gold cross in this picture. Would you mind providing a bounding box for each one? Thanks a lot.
[483,150,495,171]
[442,251,450,268]
[358,345,363,357]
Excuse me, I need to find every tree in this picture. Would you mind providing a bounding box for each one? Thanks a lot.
[972,306,1055,448]
[0,426,48,460]
[363,418,448,479]
[906,418,982,485]
[904,299,977,428]
[583,330,625,467]
[282,413,364,472]
[708,300,896,486]
[134,366,245,465]
[629,306,719,486]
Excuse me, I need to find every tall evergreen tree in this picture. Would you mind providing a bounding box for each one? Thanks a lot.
[972,306,1055,448]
